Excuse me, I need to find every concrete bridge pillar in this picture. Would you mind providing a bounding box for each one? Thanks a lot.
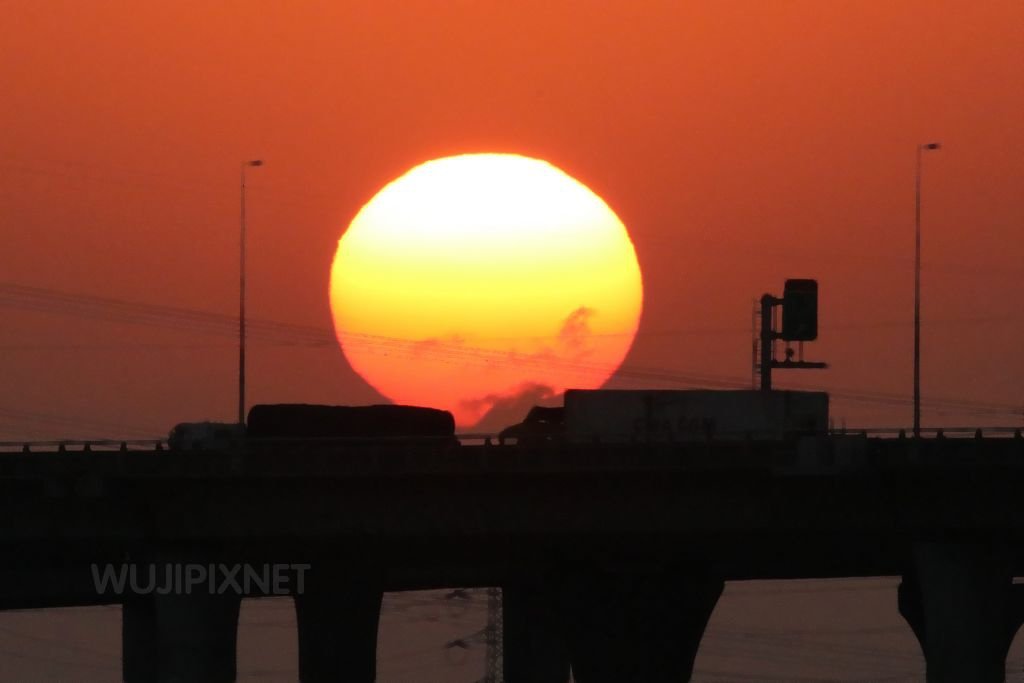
[560,569,723,683]
[152,591,242,683]
[899,542,1024,683]
[502,580,571,683]
[293,575,383,683]
[122,597,158,683]
[122,582,242,683]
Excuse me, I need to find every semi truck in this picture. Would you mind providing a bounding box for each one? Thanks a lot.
[563,389,829,443]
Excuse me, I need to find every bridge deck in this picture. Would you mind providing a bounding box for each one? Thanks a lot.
[1,436,1023,609]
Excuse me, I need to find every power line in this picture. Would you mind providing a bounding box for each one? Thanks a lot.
[0,404,163,439]
[1,282,1020,420]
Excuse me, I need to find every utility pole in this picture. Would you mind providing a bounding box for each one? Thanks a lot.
[914,142,941,437]
[483,587,503,683]
[239,159,263,425]
[442,587,503,681]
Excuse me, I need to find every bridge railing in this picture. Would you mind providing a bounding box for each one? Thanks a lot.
[1,427,1021,453]
[0,434,504,453]
[0,439,167,453]
[833,426,1023,439]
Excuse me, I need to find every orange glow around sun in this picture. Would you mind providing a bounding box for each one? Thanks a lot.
[329,153,643,428]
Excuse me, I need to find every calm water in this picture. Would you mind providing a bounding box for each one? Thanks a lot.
[3,578,1023,682]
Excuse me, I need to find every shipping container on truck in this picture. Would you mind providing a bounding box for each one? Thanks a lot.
[563,389,828,443]
[245,404,456,441]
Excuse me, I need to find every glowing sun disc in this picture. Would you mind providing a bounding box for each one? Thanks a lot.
[329,153,643,428]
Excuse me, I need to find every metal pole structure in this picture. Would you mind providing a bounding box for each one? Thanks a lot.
[759,294,775,391]
[751,300,758,389]
[914,143,940,437]
[483,587,503,683]
[239,160,263,425]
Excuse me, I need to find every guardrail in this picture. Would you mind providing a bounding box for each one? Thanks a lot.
[0,439,167,453]
[0,434,502,453]
[1,428,1020,453]
[832,427,1023,438]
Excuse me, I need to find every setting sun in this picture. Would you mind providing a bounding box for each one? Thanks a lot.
[329,153,643,428]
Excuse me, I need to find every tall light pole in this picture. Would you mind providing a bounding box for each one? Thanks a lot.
[239,159,263,425]
[914,143,940,437]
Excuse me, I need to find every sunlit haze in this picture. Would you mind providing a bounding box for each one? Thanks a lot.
[2,3,1023,680]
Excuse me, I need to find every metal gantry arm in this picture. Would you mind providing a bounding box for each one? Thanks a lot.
[756,284,827,391]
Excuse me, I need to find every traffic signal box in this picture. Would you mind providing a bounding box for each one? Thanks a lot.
[782,279,818,341]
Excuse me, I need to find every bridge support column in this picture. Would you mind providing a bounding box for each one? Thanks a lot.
[561,569,723,683]
[153,591,242,683]
[899,542,1024,683]
[123,597,159,683]
[293,576,383,683]
[502,580,571,683]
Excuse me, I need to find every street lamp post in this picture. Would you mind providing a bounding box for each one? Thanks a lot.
[914,143,940,438]
[239,159,263,425]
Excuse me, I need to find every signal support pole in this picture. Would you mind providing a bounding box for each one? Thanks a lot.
[759,294,777,391]
[757,282,827,391]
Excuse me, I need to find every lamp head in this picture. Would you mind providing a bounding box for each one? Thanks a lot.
[922,143,941,151]
[244,159,264,167]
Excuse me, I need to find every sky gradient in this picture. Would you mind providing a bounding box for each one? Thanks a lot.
[2,1,1022,438]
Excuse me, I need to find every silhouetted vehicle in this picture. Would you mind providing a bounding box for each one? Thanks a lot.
[498,406,565,445]
[167,422,245,451]
[564,389,829,442]
[245,403,456,442]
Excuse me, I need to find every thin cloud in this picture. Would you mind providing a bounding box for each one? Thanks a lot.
[558,306,595,352]
[460,382,559,432]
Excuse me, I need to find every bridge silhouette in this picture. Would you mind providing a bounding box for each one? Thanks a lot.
[3,431,1024,682]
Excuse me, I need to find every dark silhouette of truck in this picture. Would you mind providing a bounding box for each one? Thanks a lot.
[246,403,456,442]
[167,422,245,451]
[497,389,828,446]
[498,406,565,445]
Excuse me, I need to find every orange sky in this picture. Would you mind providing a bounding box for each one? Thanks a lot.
[1,1,1022,437]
